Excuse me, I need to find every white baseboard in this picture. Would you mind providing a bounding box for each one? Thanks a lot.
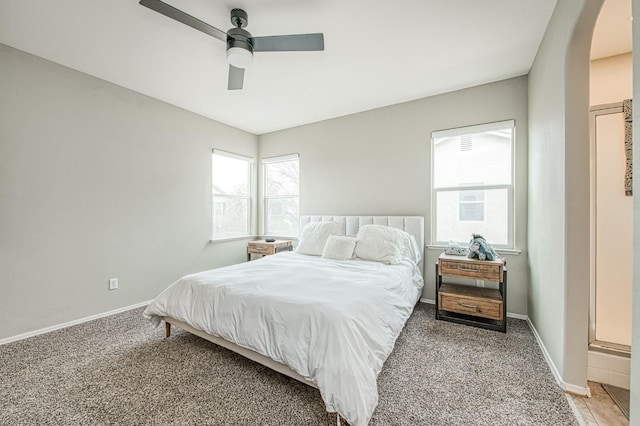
[0,300,152,346]
[564,382,591,397]
[526,317,591,397]
[419,298,590,396]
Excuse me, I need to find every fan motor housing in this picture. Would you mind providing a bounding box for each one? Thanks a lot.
[227,27,253,53]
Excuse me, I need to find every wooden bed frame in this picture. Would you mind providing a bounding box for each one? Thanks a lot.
[161,215,425,424]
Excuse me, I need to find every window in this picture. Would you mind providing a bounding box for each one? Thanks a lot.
[458,187,485,222]
[212,150,252,239]
[263,154,299,237]
[431,120,514,248]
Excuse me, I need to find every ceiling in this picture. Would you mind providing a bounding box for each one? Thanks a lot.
[591,0,633,60]
[0,1,565,134]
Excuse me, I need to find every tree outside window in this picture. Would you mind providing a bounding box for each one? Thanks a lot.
[212,151,252,239]
[263,155,299,237]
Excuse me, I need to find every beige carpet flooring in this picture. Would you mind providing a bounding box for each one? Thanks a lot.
[0,303,577,425]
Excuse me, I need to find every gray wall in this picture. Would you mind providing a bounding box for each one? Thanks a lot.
[527,0,602,390]
[259,76,530,315]
[0,44,258,340]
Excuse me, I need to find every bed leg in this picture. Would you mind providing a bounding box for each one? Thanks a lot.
[165,321,171,338]
[336,414,349,425]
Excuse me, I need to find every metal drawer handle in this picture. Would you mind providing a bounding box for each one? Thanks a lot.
[458,302,480,311]
[456,267,481,272]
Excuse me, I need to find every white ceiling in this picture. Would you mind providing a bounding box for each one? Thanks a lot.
[0,0,560,134]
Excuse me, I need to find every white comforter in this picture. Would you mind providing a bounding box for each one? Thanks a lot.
[143,252,423,426]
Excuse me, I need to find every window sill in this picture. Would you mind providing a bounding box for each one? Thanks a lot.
[210,235,300,243]
[261,236,299,241]
[210,235,257,243]
[426,245,522,256]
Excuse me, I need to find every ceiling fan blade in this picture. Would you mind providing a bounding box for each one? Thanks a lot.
[252,33,324,52]
[139,0,227,42]
[228,65,245,90]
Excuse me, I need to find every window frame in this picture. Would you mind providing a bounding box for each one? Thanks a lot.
[262,153,300,238]
[211,149,253,241]
[430,120,515,249]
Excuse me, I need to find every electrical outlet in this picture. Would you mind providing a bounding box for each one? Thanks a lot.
[109,278,118,290]
[476,279,485,288]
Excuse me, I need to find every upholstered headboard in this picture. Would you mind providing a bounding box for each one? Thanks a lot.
[299,216,425,252]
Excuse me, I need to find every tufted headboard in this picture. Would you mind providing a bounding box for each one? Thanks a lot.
[299,216,425,252]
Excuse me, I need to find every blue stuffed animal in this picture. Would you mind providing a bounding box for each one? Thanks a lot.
[467,233,499,261]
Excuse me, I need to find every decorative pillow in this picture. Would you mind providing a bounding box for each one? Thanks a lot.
[354,225,404,264]
[296,221,344,256]
[322,236,357,260]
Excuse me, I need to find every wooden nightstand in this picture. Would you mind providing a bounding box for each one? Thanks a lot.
[436,253,507,332]
[247,240,293,261]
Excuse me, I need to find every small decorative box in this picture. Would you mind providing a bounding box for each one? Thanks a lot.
[444,241,469,256]
[444,246,469,256]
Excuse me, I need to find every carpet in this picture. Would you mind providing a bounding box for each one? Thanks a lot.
[0,303,577,425]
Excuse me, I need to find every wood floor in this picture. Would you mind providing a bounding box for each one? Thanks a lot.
[567,382,629,425]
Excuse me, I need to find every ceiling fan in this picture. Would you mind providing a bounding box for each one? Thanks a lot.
[139,0,325,90]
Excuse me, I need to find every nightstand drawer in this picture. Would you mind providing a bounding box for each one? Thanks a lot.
[247,243,277,255]
[438,283,503,321]
[439,259,502,282]
[247,240,293,261]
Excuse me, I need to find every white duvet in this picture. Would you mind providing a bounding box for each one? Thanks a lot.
[144,252,423,426]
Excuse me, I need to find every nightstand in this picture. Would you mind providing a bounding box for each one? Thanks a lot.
[247,240,293,261]
[436,253,507,333]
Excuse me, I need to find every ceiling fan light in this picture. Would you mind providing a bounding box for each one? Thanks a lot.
[227,47,253,68]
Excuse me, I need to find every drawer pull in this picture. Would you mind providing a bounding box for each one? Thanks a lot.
[458,302,480,311]
[456,267,481,272]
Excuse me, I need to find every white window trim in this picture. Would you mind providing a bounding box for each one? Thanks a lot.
[430,121,516,249]
[262,153,299,164]
[213,149,255,163]
[211,149,254,241]
[262,154,299,237]
[432,119,515,139]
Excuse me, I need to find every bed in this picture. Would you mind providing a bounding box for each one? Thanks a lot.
[144,215,424,426]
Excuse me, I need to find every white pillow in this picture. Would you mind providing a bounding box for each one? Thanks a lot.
[404,235,423,264]
[322,236,357,260]
[354,224,404,264]
[296,221,344,256]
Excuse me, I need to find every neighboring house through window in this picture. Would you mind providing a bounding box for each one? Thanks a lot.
[431,120,514,248]
[212,149,252,240]
[262,154,299,237]
[458,186,485,222]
